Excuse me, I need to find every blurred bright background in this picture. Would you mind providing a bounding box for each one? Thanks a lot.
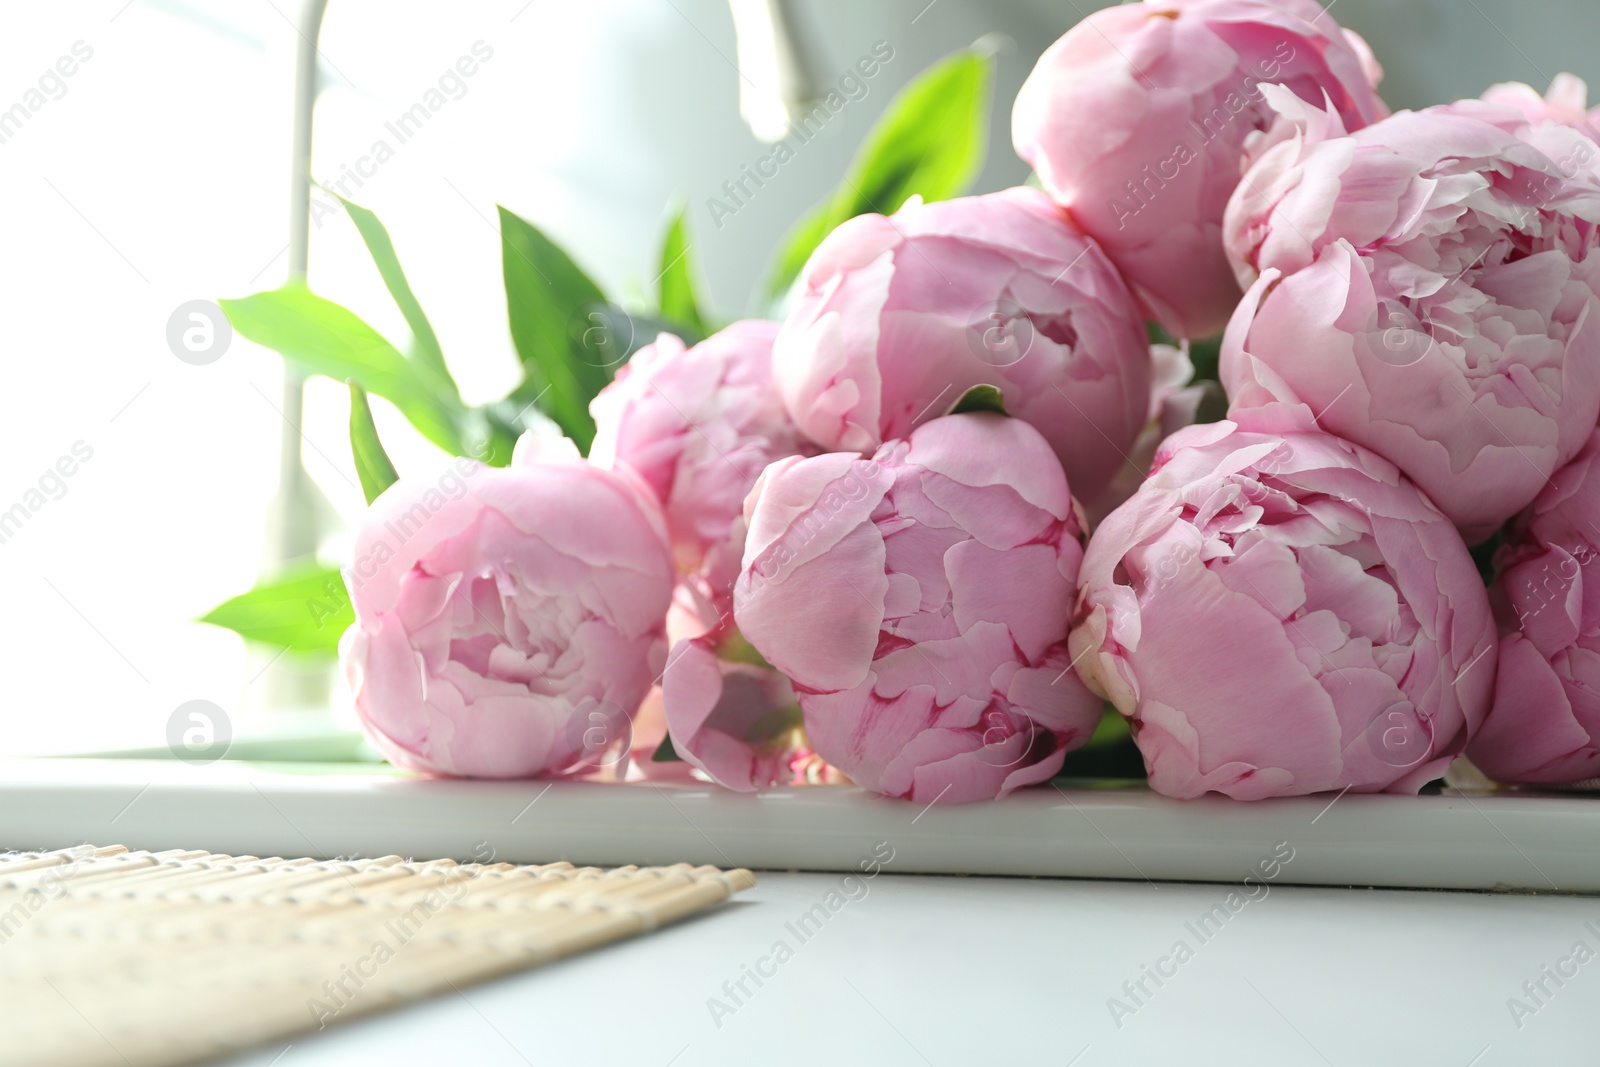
[2,0,1596,756]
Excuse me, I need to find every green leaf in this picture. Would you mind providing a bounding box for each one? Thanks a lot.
[947,383,1008,416]
[462,405,521,468]
[1145,321,1177,347]
[656,203,708,338]
[1188,335,1223,384]
[335,194,459,403]
[1470,529,1504,584]
[652,733,684,763]
[347,381,400,504]
[199,563,352,656]
[499,206,616,453]
[220,283,464,454]
[1083,705,1133,750]
[1183,335,1229,426]
[1054,705,1146,781]
[764,46,994,302]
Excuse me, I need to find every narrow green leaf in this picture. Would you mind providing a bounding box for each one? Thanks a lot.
[656,204,708,338]
[499,206,615,453]
[652,733,684,763]
[764,47,994,302]
[220,283,464,454]
[947,383,1008,416]
[462,405,521,467]
[199,563,352,655]
[347,381,400,504]
[335,194,459,402]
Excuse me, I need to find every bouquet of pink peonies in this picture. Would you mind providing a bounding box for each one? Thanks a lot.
[215,1,1600,803]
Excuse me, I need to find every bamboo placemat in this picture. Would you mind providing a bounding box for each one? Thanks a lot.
[0,844,755,1067]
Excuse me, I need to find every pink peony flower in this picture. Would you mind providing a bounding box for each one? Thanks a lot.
[1085,342,1215,527]
[773,186,1152,505]
[589,321,815,628]
[1012,0,1387,339]
[616,685,699,784]
[732,413,1104,803]
[1482,73,1600,144]
[660,629,805,791]
[1069,406,1496,800]
[340,438,674,778]
[1469,430,1600,785]
[1221,99,1600,540]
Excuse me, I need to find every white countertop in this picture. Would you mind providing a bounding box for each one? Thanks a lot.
[7,761,1598,892]
[8,759,1596,1062]
[214,871,1597,1067]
